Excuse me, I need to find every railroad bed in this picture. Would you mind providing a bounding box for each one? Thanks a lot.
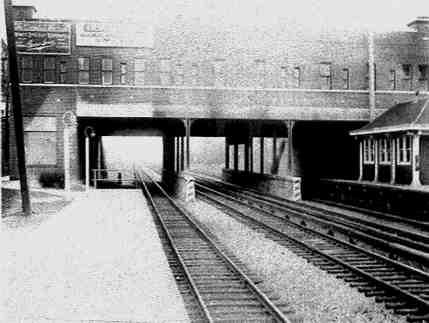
[191,178,429,322]
[190,171,429,270]
[137,170,300,323]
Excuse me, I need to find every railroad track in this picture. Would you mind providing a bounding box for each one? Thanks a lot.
[194,182,429,322]
[190,172,429,268]
[137,170,298,323]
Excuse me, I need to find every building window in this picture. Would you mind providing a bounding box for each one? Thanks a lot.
[401,64,412,90]
[363,138,375,164]
[397,136,411,164]
[159,58,171,86]
[175,63,184,85]
[43,57,56,83]
[379,138,391,164]
[293,67,301,88]
[389,69,396,90]
[342,68,350,89]
[418,64,428,81]
[280,66,288,88]
[119,63,127,85]
[134,58,146,85]
[319,62,332,90]
[101,58,113,85]
[59,61,67,83]
[78,57,90,84]
[20,56,33,83]
[365,63,377,90]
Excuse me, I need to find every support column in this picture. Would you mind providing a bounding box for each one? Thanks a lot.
[287,121,295,176]
[411,133,422,187]
[180,136,185,171]
[234,143,238,171]
[175,137,180,172]
[244,140,250,172]
[64,127,71,192]
[250,137,254,173]
[185,119,191,170]
[358,140,363,181]
[272,132,277,172]
[260,137,264,174]
[373,139,379,182]
[390,137,396,184]
[225,138,229,169]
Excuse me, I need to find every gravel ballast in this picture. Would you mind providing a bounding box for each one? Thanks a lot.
[186,200,407,323]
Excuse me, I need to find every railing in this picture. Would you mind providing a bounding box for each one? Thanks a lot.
[91,169,138,189]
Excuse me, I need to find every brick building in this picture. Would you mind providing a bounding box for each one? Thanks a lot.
[4,5,429,188]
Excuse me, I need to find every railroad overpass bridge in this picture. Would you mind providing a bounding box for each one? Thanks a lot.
[16,83,427,197]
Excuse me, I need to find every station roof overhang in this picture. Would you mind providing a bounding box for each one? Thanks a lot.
[350,98,429,136]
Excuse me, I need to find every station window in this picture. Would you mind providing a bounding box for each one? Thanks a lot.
[59,61,67,83]
[120,63,127,85]
[402,64,412,90]
[418,65,428,81]
[389,69,396,90]
[78,57,90,84]
[20,56,33,83]
[319,62,332,90]
[379,138,391,164]
[134,58,146,85]
[293,67,301,88]
[397,136,411,164]
[280,66,288,88]
[102,58,113,85]
[365,63,377,90]
[363,138,375,164]
[43,57,56,83]
[342,68,350,90]
[175,63,184,85]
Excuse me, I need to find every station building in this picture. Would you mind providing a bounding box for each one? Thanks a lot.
[3,5,429,198]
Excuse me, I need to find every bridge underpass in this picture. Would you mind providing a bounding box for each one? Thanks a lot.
[75,117,364,199]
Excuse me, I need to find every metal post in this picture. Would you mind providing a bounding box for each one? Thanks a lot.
[260,137,264,174]
[233,143,238,171]
[85,135,90,191]
[225,137,229,169]
[185,119,191,170]
[287,121,295,176]
[175,137,179,172]
[272,132,277,174]
[373,139,379,182]
[64,127,70,192]
[250,137,254,173]
[4,0,31,215]
[180,136,184,172]
[358,140,363,181]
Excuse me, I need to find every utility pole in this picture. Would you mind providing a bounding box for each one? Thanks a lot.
[4,0,31,215]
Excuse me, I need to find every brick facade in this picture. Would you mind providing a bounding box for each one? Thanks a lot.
[5,6,429,185]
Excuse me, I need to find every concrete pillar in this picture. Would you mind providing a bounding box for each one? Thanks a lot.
[225,137,229,169]
[63,111,77,191]
[373,139,379,182]
[411,133,422,187]
[234,143,238,171]
[368,31,376,121]
[390,137,396,184]
[260,137,264,174]
[358,140,363,181]
[64,127,71,192]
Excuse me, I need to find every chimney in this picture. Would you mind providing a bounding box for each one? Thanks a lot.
[407,16,429,33]
[12,5,37,21]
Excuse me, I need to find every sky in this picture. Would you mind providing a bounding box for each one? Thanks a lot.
[0,0,429,37]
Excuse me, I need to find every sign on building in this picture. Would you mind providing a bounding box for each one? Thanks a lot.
[14,21,71,55]
[76,22,153,48]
